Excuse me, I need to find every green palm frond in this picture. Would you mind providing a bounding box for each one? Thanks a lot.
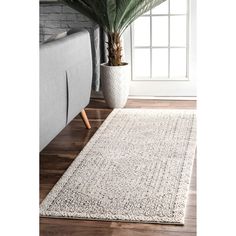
[62,0,166,34]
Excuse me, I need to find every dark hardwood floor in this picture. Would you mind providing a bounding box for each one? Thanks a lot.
[40,98,197,236]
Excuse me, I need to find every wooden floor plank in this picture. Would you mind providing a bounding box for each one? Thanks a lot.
[40,98,197,236]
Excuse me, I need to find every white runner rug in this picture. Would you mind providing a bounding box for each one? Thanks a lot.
[40,109,196,224]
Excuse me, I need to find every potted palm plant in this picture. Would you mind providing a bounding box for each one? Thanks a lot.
[62,0,166,108]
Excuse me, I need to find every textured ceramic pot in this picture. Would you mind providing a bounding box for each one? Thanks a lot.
[100,63,130,108]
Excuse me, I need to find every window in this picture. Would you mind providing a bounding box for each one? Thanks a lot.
[132,0,189,80]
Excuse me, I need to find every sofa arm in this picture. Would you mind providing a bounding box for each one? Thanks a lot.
[40,30,92,151]
[64,30,93,123]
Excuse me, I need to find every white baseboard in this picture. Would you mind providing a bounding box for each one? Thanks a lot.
[91,91,197,101]
[128,96,197,100]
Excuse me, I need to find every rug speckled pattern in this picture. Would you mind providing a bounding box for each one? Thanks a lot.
[40,109,196,224]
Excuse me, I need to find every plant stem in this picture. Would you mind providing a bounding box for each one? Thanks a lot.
[107,32,123,66]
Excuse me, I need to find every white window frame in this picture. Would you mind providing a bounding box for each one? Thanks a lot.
[122,0,196,97]
[131,0,190,81]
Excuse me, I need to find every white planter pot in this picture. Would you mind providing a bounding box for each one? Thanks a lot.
[100,63,130,108]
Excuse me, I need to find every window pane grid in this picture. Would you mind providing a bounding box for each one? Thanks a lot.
[132,0,189,81]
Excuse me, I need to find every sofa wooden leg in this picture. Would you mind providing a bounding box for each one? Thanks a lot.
[80,109,91,129]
